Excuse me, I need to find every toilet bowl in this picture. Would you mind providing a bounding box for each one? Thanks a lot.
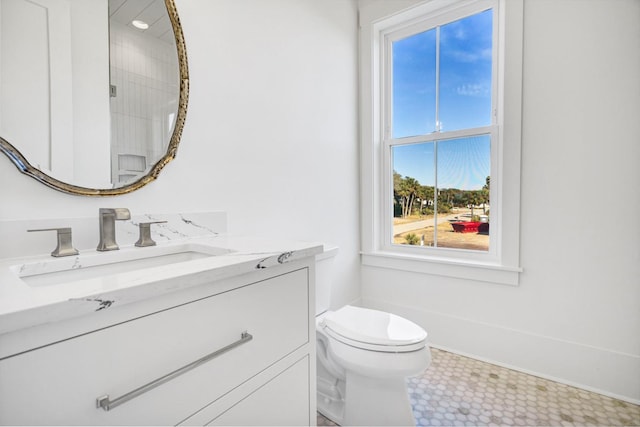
[315,248,431,426]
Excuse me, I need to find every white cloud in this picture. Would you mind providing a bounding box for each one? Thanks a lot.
[454,27,466,40]
[456,83,489,97]
[447,47,492,63]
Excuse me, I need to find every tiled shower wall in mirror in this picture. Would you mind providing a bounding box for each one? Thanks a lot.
[109,20,179,185]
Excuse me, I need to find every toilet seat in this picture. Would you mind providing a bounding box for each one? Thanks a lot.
[319,305,427,352]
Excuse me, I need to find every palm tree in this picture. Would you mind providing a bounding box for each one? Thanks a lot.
[418,185,435,214]
[402,177,420,217]
[467,190,484,220]
[481,176,490,215]
[393,174,421,218]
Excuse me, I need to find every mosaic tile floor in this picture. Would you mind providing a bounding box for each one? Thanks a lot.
[317,348,640,426]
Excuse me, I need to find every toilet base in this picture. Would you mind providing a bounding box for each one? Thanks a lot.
[344,371,415,426]
[317,369,416,426]
[317,361,346,423]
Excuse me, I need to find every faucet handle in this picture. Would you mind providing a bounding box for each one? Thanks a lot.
[28,227,79,257]
[135,221,168,247]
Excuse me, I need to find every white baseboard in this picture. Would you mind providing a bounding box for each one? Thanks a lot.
[361,297,640,405]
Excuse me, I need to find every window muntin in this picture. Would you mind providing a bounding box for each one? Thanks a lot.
[386,6,496,254]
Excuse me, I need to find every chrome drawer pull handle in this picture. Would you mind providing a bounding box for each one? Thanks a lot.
[96,331,253,411]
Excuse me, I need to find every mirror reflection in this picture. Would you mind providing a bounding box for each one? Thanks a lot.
[109,0,179,187]
[0,0,183,192]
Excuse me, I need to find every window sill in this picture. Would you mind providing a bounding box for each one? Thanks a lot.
[361,251,522,286]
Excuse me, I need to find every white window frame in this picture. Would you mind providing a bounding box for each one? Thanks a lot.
[359,0,523,285]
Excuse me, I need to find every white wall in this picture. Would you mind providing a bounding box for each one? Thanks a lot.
[360,0,640,403]
[0,0,361,309]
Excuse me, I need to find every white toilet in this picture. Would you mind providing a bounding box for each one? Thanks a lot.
[315,247,431,426]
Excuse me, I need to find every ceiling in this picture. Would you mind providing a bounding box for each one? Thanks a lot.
[108,0,174,44]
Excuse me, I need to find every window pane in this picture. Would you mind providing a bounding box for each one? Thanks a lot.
[437,135,490,251]
[392,29,437,138]
[392,143,436,246]
[392,136,491,251]
[439,10,493,132]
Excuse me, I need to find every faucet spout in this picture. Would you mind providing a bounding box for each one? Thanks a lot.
[114,208,131,220]
[97,208,131,251]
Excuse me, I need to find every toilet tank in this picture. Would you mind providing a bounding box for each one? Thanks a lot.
[315,245,339,316]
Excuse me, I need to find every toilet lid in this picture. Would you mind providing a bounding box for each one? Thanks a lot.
[322,306,427,350]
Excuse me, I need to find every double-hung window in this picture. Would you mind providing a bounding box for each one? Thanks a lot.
[360,0,523,285]
[387,4,495,253]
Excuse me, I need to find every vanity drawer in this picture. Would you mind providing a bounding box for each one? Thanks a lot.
[207,356,310,426]
[0,268,309,426]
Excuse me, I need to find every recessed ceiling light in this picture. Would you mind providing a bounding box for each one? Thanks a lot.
[132,20,149,30]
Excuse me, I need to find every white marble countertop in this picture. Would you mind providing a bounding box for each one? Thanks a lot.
[0,234,323,336]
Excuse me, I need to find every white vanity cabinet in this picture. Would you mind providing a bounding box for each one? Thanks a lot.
[0,263,315,426]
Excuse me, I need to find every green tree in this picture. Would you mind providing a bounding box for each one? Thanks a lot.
[481,176,490,215]
[393,171,403,193]
[418,185,435,215]
[438,188,456,213]
[393,171,403,217]
[466,190,484,220]
[394,175,420,218]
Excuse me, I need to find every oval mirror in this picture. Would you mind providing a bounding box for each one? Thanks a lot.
[0,0,188,196]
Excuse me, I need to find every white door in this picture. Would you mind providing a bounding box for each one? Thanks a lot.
[0,0,74,180]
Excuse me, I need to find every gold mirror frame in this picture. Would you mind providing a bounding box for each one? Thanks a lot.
[0,0,188,196]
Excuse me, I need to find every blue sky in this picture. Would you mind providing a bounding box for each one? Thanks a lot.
[391,9,492,190]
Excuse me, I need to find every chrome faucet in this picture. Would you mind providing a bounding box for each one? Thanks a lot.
[97,208,131,251]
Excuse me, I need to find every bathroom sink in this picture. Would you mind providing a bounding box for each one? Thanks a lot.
[11,243,232,287]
